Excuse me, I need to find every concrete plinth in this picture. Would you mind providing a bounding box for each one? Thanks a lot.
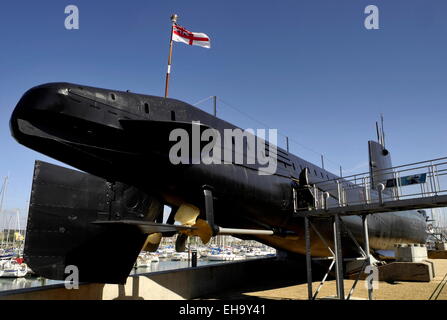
[378,261,434,282]
[428,250,447,259]
[348,259,436,283]
[394,243,428,262]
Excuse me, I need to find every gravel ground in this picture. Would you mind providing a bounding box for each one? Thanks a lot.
[203,259,447,300]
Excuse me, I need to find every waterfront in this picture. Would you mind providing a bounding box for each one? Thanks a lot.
[0,258,239,292]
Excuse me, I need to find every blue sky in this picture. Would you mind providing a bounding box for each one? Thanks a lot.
[1,1,447,226]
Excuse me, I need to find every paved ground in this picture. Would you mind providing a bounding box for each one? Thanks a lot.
[203,259,447,300]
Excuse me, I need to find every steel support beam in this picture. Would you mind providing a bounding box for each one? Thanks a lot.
[333,214,345,300]
[304,216,313,300]
[362,215,373,300]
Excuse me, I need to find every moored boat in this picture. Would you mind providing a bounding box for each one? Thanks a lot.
[150,253,159,263]
[0,259,28,278]
[135,253,152,268]
[171,252,188,261]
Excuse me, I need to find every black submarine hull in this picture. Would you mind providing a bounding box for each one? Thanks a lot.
[10,83,427,283]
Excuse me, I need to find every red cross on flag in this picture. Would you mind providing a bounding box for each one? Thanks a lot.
[172,24,211,49]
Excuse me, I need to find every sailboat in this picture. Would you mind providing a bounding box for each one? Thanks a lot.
[0,205,29,278]
[0,259,28,278]
[0,248,15,260]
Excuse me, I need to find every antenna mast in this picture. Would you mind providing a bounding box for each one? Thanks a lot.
[376,122,380,144]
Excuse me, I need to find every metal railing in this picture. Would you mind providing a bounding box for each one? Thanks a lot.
[298,157,447,211]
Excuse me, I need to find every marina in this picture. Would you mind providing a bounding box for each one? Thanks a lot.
[0,259,239,292]
[0,236,277,292]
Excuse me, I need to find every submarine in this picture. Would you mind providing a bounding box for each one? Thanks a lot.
[10,82,427,283]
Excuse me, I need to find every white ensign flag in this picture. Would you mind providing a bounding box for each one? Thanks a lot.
[172,24,211,49]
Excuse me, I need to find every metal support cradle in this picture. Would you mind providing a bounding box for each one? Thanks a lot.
[303,213,373,300]
[296,156,447,300]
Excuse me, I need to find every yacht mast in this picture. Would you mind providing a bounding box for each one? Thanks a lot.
[0,176,9,249]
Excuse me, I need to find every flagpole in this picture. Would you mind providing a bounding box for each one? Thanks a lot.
[164,14,178,98]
